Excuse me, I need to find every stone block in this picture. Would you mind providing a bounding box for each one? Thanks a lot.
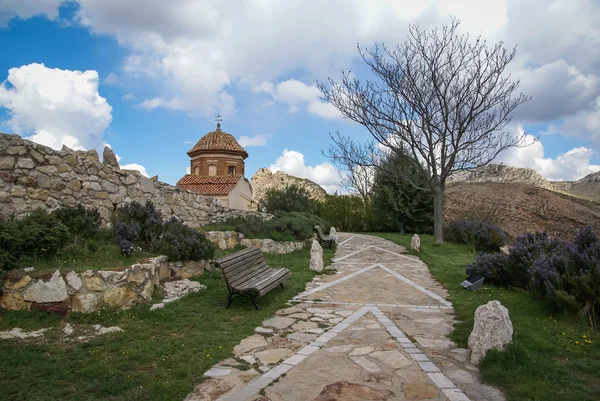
[23,270,69,303]
[0,292,30,310]
[4,275,32,290]
[0,156,15,169]
[103,286,139,308]
[72,293,98,313]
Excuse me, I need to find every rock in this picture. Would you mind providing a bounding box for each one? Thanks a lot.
[313,382,394,401]
[323,345,354,353]
[287,312,311,319]
[0,292,29,310]
[93,325,124,335]
[262,316,294,329]
[233,334,268,355]
[239,355,256,365]
[71,294,98,313]
[446,369,475,383]
[351,356,381,372]
[350,346,374,356]
[63,323,74,336]
[4,275,32,290]
[0,156,15,169]
[0,327,49,340]
[254,327,274,334]
[184,379,233,401]
[238,368,260,383]
[468,300,513,364]
[163,279,206,300]
[292,321,318,331]
[203,367,232,377]
[369,350,413,369]
[83,275,105,291]
[394,369,426,383]
[310,240,324,272]
[411,234,420,252]
[22,270,69,303]
[500,245,511,255]
[150,303,165,311]
[255,348,294,365]
[329,227,338,242]
[17,158,35,169]
[103,287,139,309]
[65,271,83,291]
[23,267,35,272]
[402,383,439,400]
[102,147,119,167]
[250,168,327,206]
[286,332,317,343]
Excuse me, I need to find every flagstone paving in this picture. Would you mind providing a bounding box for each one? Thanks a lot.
[184,234,506,401]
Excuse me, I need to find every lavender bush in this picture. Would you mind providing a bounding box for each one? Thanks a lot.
[467,226,600,330]
[444,220,507,253]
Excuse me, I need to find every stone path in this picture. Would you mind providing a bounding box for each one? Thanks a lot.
[185,234,505,401]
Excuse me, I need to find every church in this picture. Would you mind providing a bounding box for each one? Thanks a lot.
[176,120,256,210]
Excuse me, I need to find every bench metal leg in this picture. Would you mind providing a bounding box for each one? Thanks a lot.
[280,283,284,289]
[226,291,261,310]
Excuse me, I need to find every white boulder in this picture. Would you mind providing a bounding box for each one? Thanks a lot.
[22,270,68,303]
[329,227,339,242]
[310,240,324,272]
[468,300,513,364]
[411,234,421,252]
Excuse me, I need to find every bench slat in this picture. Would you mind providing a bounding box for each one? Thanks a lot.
[240,268,289,293]
[216,248,262,270]
[221,252,265,275]
[255,271,291,296]
[228,262,271,288]
[215,247,258,265]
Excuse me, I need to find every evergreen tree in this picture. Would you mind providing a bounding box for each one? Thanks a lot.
[371,153,433,234]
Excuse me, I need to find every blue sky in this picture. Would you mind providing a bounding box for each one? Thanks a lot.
[1,1,599,191]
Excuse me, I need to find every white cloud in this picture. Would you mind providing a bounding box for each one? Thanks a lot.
[499,127,600,181]
[255,79,344,120]
[238,134,267,147]
[104,72,118,85]
[121,163,149,177]
[183,140,193,144]
[121,93,137,101]
[0,0,63,27]
[268,148,341,193]
[0,63,112,151]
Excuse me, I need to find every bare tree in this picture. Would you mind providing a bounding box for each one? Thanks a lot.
[318,17,531,244]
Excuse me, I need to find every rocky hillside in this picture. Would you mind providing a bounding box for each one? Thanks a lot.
[250,168,327,204]
[447,164,556,190]
[566,171,600,201]
[445,182,600,241]
[448,164,600,202]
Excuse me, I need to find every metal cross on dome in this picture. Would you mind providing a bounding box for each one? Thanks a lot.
[215,113,223,128]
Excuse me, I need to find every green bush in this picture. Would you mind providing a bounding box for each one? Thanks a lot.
[317,194,372,232]
[113,201,163,252]
[159,218,215,262]
[215,212,331,241]
[16,210,71,259]
[262,184,318,214]
[52,204,100,245]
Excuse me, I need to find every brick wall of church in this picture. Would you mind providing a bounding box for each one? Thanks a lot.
[191,155,245,176]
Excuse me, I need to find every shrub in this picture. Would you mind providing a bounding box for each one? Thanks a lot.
[444,220,507,253]
[215,212,331,241]
[467,226,600,330]
[160,217,215,261]
[16,210,71,259]
[317,194,372,232]
[262,184,318,214]
[114,201,163,251]
[86,239,99,253]
[52,204,100,245]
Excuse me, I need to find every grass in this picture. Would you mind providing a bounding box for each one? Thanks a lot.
[370,232,600,401]
[8,240,159,276]
[0,246,334,401]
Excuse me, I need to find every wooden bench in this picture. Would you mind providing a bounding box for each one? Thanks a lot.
[213,247,291,310]
[313,225,336,248]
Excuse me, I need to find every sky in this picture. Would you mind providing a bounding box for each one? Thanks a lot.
[0,0,599,193]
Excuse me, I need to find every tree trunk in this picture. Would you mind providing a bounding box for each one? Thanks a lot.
[433,185,445,245]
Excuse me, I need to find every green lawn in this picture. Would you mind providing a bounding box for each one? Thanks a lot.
[0,246,334,401]
[370,232,600,401]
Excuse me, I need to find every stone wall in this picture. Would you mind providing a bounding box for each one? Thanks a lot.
[0,133,269,227]
[205,231,305,254]
[0,256,207,313]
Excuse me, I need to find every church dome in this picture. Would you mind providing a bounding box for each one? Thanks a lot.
[187,123,248,158]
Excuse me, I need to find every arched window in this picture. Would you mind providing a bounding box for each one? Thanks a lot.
[228,166,236,175]
[194,166,200,175]
[209,165,217,176]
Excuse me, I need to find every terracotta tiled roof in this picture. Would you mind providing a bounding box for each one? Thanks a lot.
[187,125,248,158]
[176,174,241,195]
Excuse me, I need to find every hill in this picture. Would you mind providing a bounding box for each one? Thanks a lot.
[250,168,327,205]
[566,171,600,202]
[445,182,600,240]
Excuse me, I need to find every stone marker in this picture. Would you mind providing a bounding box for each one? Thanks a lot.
[411,234,420,252]
[310,240,324,272]
[468,300,513,364]
[329,227,339,242]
